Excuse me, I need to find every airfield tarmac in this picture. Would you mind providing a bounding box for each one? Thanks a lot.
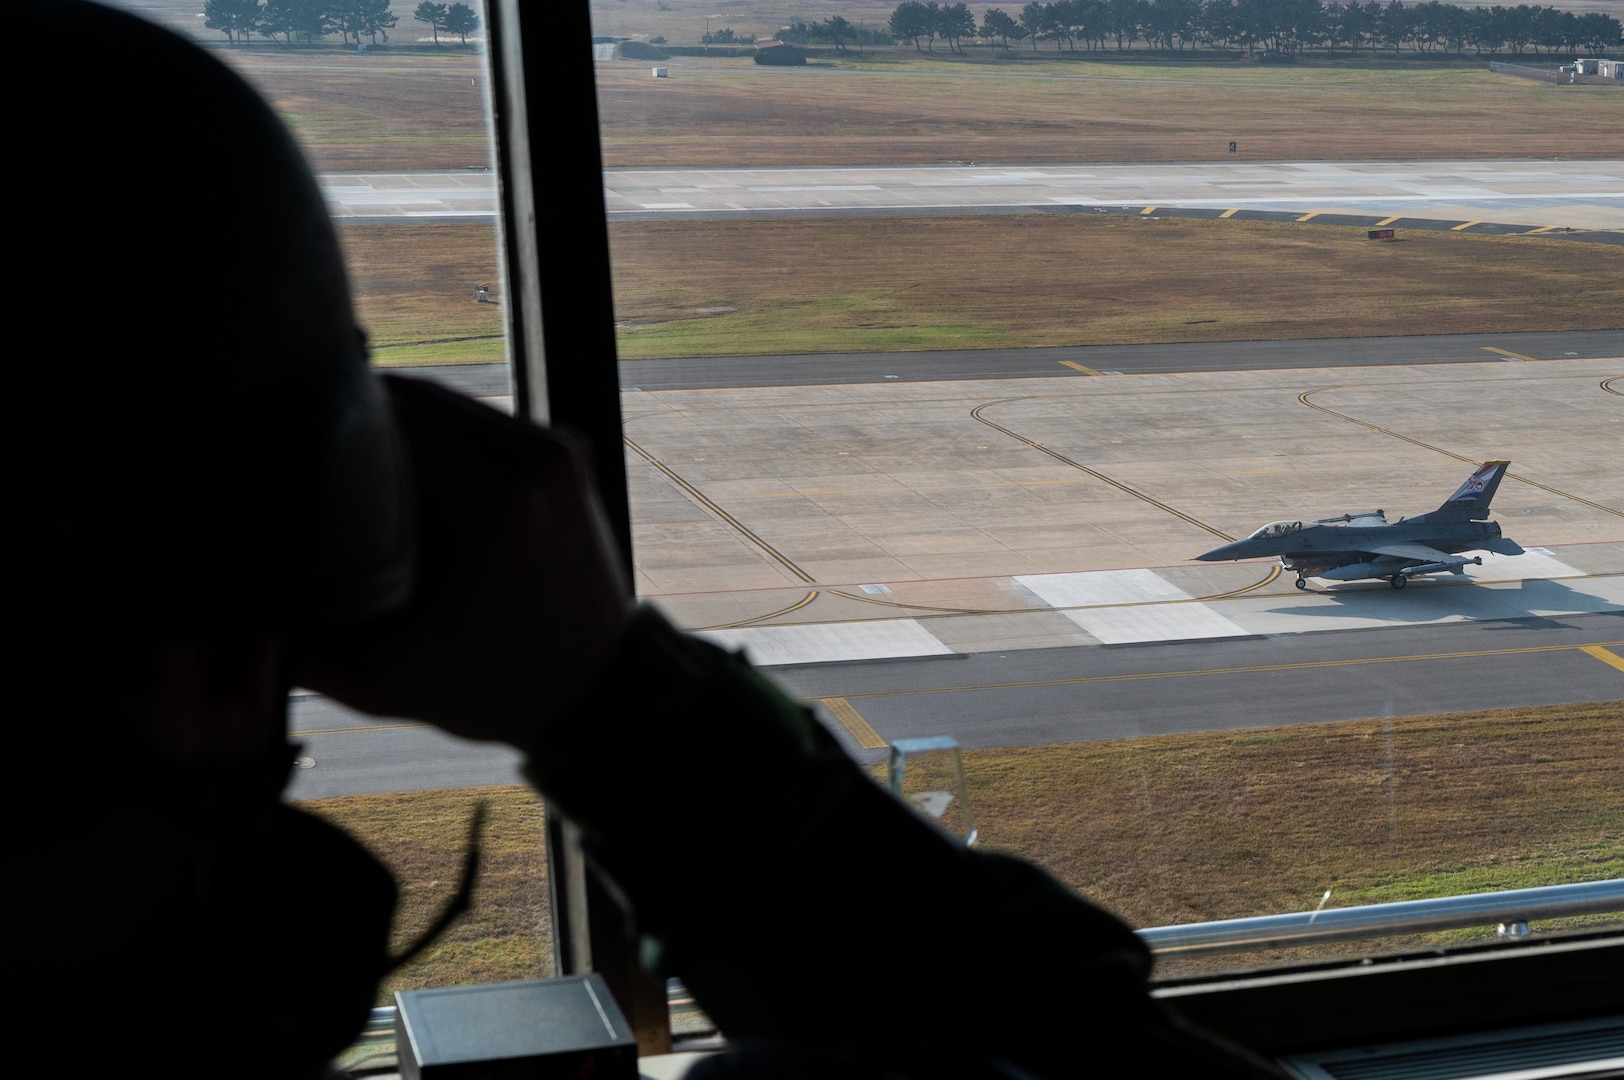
[624,355,1623,649]
[320,159,1624,234]
[288,346,1623,798]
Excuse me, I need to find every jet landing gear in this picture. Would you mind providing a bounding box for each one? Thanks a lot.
[1390,574,1408,590]
[1294,574,1308,590]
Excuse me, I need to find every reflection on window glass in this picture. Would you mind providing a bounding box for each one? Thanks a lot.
[592,0,1624,974]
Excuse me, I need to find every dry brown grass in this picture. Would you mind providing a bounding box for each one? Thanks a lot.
[968,700,1624,975]
[298,785,553,1001]
[968,702,1623,926]
[610,214,1623,357]
[165,34,1624,172]
[594,58,1624,168]
[337,223,506,364]
[296,701,1622,994]
[220,48,492,172]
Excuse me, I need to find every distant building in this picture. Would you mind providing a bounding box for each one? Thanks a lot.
[754,41,807,66]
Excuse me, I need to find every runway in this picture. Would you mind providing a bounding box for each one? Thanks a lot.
[321,159,1624,235]
[288,609,1623,799]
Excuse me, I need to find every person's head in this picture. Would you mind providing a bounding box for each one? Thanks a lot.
[4,3,415,1071]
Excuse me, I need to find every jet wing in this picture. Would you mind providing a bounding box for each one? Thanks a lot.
[1366,542,1459,561]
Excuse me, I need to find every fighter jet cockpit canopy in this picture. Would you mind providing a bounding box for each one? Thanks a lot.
[1248,520,1304,541]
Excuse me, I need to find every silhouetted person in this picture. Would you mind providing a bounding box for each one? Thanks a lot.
[4,4,1281,1077]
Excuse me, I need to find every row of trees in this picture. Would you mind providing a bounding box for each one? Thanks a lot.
[772,17,894,51]
[412,2,480,44]
[888,1,1622,56]
[202,0,478,45]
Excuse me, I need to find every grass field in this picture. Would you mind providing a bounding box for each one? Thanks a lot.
[346,217,1621,365]
[299,700,1623,998]
[302,786,554,1002]
[174,36,1623,172]
[592,56,1624,168]
[338,223,506,365]
[608,214,1623,358]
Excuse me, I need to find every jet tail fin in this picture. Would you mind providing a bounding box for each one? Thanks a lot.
[1416,461,1510,522]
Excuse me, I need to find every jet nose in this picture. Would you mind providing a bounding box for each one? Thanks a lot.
[1195,542,1241,562]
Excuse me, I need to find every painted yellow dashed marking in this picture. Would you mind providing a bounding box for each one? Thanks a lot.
[1140,206,1157,215]
[1481,346,1542,362]
[1296,211,1320,222]
[1452,220,1483,231]
[1376,215,1401,227]
[1060,361,1103,375]
[1219,208,1239,219]
[1580,645,1624,675]
[290,722,429,736]
[822,696,886,748]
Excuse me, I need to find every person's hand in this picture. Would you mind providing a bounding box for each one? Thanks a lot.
[297,375,634,746]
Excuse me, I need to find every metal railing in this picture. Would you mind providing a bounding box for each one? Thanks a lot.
[338,881,1624,1072]
[1136,879,1624,956]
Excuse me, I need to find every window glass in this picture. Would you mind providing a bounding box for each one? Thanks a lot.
[591,0,1624,977]
[106,0,1622,1000]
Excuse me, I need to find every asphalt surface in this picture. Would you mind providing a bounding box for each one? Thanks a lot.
[781,611,1624,760]
[391,329,1624,396]
[288,610,1624,798]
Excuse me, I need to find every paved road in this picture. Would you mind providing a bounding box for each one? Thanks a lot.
[780,611,1624,762]
[391,329,1624,396]
[322,160,1624,233]
[288,610,1624,797]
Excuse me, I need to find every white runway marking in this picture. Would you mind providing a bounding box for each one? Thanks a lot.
[699,619,955,666]
[321,161,1624,229]
[1014,569,1253,644]
[1461,547,1583,582]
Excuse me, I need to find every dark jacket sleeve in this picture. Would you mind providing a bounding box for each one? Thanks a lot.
[525,606,1281,1078]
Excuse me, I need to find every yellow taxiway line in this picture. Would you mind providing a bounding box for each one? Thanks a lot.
[1060,360,1103,375]
[291,721,429,736]
[1580,645,1624,675]
[1481,346,1543,362]
[820,696,887,748]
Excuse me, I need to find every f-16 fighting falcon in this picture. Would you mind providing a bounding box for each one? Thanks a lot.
[1195,461,1526,591]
